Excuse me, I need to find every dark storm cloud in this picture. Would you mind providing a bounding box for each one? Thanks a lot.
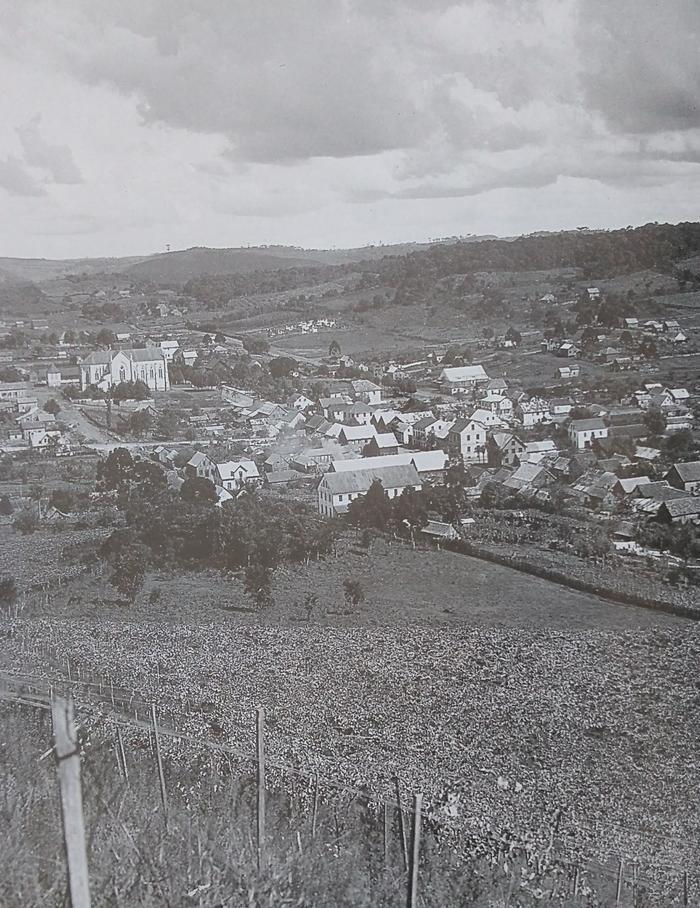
[578,0,700,134]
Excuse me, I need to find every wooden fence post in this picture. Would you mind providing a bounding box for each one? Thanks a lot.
[616,858,624,904]
[311,773,319,839]
[150,703,168,826]
[256,708,266,870]
[116,725,128,782]
[683,871,688,907]
[51,694,91,908]
[407,793,423,908]
[383,801,389,868]
[393,777,408,871]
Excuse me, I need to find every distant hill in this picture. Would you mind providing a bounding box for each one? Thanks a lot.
[0,255,149,283]
[122,247,329,283]
[0,236,495,287]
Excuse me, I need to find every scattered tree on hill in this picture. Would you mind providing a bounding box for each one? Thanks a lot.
[13,509,38,535]
[50,489,75,513]
[44,398,61,415]
[128,409,153,437]
[269,355,297,379]
[505,327,521,345]
[157,410,179,439]
[109,543,148,603]
[347,479,394,530]
[392,487,429,531]
[214,331,226,344]
[242,335,269,354]
[0,576,17,605]
[638,337,658,359]
[180,476,218,504]
[98,447,166,500]
[0,495,13,515]
[644,407,666,437]
[393,376,417,394]
[328,339,341,357]
[112,380,150,401]
[343,578,365,608]
[244,561,274,608]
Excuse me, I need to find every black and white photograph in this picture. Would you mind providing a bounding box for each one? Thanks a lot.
[1,1,699,905]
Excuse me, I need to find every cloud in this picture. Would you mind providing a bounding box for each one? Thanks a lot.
[578,0,700,134]
[0,155,46,197]
[17,116,83,184]
[0,0,700,254]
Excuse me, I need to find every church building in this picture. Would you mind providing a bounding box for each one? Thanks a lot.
[79,348,170,392]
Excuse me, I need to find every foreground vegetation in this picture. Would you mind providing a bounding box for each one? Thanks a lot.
[0,702,685,906]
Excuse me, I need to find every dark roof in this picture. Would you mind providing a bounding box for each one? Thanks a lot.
[608,424,647,438]
[265,470,299,484]
[660,497,700,519]
[670,461,700,483]
[570,418,606,432]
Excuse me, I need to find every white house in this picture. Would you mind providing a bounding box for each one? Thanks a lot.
[79,348,169,392]
[159,340,179,360]
[185,451,217,482]
[215,459,261,491]
[568,417,608,450]
[469,407,507,429]
[439,364,489,394]
[317,463,422,517]
[337,424,377,449]
[47,364,61,388]
[448,418,488,462]
[350,379,382,405]
[517,398,552,428]
[558,365,580,380]
[479,392,513,417]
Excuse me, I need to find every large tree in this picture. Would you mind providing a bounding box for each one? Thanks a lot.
[109,543,148,603]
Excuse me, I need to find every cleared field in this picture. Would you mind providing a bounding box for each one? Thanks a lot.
[6,533,688,632]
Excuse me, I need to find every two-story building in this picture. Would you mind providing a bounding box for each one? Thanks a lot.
[439,364,489,394]
[666,461,700,495]
[568,417,609,450]
[448,418,488,463]
[317,463,422,517]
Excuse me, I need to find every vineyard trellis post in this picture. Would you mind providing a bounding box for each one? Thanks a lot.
[51,694,91,908]
[256,707,266,870]
[394,776,409,871]
[116,724,128,782]
[383,801,389,868]
[311,773,319,838]
[151,703,168,827]
[407,793,423,908]
[616,857,623,903]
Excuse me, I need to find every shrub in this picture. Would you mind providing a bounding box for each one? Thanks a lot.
[0,576,17,604]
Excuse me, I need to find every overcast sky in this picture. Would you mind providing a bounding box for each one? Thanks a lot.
[1,0,699,259]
